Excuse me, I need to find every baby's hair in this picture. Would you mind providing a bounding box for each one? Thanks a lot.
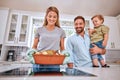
[91,14,104,23]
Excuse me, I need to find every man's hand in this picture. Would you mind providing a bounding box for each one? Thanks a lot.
[90,44,106,55]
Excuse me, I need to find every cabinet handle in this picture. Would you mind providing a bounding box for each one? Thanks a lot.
[14,37,16,43]
[16,37,17,43]
[17,37,19,43]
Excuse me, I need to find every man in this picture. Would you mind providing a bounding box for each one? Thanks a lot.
[66,16,106,67]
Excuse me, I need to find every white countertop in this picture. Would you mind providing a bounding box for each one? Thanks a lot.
[0,60,31,64]
[0,62,120,80]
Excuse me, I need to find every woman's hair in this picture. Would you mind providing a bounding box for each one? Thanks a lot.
[43,6,60,27]
[91,14,104,23]
[74,16,85,23]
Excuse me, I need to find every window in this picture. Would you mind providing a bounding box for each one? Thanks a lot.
[30,18,44,47]
[30,18,90,48]
[60,20,75,37]
[60,20,90,37]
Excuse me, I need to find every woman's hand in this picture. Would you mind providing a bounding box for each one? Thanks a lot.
[90,44,106,55]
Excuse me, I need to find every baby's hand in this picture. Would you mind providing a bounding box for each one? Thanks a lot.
[88,28,95,35]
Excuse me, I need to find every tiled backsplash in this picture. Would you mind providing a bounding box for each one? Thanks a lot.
[7,46,29,61]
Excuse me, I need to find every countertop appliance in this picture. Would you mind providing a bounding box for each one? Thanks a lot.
[7,50,15,61]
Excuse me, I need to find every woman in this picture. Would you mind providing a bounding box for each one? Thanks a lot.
[32,6,66,72]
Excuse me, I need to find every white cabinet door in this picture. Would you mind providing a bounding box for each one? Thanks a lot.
[104,17,120,49]
[5,12,30,47]
[0,8,9,44]
[17,14,30,44]
[7,13,19,44]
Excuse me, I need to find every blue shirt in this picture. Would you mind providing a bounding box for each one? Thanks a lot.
[66,33,92,67]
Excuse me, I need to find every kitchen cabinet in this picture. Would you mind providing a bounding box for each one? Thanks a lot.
[0,8,9,44]
[5,11,31,47]
[104,17,120,50]
[116,14,120,34]
[0,8,9,60]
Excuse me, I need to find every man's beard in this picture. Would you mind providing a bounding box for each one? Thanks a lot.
[75,27,84,34]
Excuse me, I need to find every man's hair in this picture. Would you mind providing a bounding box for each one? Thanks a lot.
[74,16,85,23]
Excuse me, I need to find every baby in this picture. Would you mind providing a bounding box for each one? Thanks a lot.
[89,14,110,67]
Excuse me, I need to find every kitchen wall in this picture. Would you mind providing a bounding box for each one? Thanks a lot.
[0,0,120,16]
[0,0,45,12]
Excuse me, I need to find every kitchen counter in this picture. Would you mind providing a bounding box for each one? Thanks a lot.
[0,62,120,80]
[0,60,31,64]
